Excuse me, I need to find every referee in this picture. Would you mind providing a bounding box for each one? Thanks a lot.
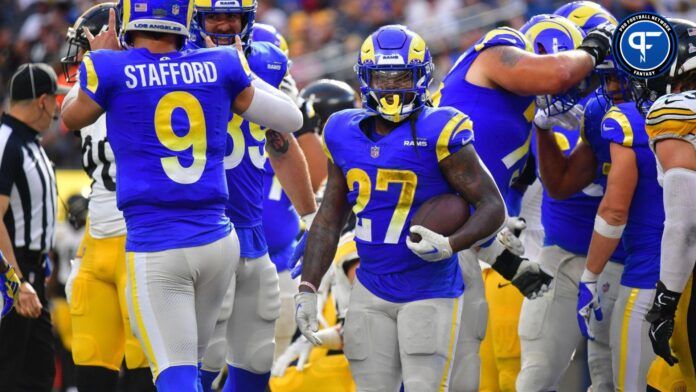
[0,63,66,391]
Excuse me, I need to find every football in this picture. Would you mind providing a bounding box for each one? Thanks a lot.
[409,194,470,242]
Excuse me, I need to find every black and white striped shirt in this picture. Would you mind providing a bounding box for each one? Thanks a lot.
[0,114,56,253]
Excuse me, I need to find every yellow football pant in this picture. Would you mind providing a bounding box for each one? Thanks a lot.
[647,275,696,392]
[479,269,523,392]
[69,230,148,370]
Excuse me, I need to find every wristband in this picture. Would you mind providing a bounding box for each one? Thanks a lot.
[593,215,625,239]
[581,268,599,282]
[299,281,317,293]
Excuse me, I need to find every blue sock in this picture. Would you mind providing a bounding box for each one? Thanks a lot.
[199,369,220,392]
[222,365,270,392]
[155,365,199,392]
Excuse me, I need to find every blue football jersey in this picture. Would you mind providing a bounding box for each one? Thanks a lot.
[323,106,473,303]
[79,46,251,252]
[582,96,628,263]
[262,159,300,272]
[438,27,536,208]
[222,42,288,258]
[601,103,663,288]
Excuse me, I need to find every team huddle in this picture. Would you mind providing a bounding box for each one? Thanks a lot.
[0,0,694,391]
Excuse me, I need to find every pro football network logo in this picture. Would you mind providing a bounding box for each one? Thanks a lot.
[612,12,677,78]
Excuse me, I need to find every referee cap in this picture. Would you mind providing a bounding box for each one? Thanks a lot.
[9,63,70,101]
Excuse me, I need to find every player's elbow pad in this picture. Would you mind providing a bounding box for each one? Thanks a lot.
[242,78,303,133]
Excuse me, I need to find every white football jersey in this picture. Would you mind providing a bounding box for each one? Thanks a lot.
[80,114,126,238]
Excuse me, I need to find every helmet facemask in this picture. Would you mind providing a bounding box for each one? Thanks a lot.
[357,65,431,123]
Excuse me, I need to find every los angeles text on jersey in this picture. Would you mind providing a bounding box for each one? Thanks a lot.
[123,61,218,88]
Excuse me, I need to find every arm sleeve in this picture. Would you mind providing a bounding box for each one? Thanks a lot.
[0,145,20,196]
[601,107,634,147]
[436,111,474,163]
[321,114,339,163]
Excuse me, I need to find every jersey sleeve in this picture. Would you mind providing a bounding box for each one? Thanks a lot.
[646,92,696,140]
[436,110,474,163]
[221,47,253,102]
[78,51,110,109]
[322,113,340,164]
[248,43,288,88]
[473,27,532,53]
[0,144,20,196]
[601,106,634,147]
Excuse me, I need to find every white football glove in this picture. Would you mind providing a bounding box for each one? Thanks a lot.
[271,335,312,377]
[65,258,81,305]
[294,292,322,345]
[497,227,525,256]
[534,100,583,131]
[271,326,342,377]
[406,225,453,262]
[505,216,527,235]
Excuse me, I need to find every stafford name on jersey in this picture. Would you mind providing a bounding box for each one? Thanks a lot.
[124,61,218,88]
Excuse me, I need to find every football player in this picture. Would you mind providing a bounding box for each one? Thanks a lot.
[437,12,613,389]
[642,19,696,379]
[295,24,518,391]
[59,3,155,390]
[515,8,627,392]
[577,93,663,392]
[60,0,303,390]
[188,2,317,390]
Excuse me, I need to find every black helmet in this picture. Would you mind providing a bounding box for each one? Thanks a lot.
[298,79,358,135]
[631,18,696,114]
[61,2,120,83]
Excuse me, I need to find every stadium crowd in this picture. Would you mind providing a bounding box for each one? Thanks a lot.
[0,0,695,391]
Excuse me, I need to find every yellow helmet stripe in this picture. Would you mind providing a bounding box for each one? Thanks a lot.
[360,34,376,64]
[568,5,617,28]
[524,20,584,51]
[121,0,132,33]
[186,0,195,30]
[407,33,427,63]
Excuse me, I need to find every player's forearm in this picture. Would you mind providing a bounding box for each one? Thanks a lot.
[297,133,328,193]
[585,231,620,275]
[0,221,21,279]
[268,135,317,216]
[536,127,576,199]
[544,51,595,94]
[449,193,506,251]
[300,163,350,290]
[300,213,345,290]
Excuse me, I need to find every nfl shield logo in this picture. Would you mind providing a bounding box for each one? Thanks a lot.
[172,4,180,15]
[370,146,380,158]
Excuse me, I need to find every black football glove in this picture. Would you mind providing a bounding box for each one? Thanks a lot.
[491,249,553,299]
[578,22,615,66]
[645,281,681,366]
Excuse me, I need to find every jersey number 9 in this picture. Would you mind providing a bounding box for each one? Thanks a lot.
[155,92,207,184]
